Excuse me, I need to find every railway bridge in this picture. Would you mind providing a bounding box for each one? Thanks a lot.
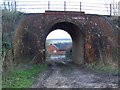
[13,11,118,65]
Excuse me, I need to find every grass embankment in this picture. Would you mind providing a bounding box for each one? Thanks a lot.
[88,64,119,75]
[2,64,47,88]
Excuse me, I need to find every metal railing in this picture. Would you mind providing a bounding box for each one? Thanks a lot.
[0,1,118,16]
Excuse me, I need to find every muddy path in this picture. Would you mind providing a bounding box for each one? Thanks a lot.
[32,63,119,88]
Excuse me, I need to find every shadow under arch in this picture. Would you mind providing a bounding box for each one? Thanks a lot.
[45,21,85,65]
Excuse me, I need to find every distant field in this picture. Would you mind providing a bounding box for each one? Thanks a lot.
[46,39,72,44]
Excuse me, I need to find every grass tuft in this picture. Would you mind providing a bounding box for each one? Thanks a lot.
[2,64,47,88]
[88,63,119,75]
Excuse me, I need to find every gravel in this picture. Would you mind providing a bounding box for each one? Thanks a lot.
[32,63,118,88]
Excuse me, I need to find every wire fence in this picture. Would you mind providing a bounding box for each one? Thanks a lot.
[0,1,119,16]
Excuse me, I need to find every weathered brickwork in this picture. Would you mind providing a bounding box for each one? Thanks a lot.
[13,11,119,65]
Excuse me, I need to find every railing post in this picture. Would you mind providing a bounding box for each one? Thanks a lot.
[48,1,50,10]
[64,1,66,11]
[80,2,82,12]
[110,4,112,16]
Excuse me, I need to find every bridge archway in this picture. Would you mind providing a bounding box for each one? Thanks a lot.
[45,22,85,65]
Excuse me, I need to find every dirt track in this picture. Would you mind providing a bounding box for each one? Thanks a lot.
[32,63,118,88]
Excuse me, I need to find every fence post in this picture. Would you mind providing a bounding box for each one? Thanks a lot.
[118,16,120,27]
[118,1,120,16]
[11,2,12,10]
[80,2,81,12]
[64,1,66,11]
[48,1,50,10]
[14,1,17,11]
[8,2,10,11]
[110,4,112,16]
[3,2,6,9]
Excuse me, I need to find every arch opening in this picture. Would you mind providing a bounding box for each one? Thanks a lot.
[46,30,72,63]
[45,22,85,65]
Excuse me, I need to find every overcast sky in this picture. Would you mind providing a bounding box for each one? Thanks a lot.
[3,0,119,3]
[2,0,119,14]
[47,30,71,39]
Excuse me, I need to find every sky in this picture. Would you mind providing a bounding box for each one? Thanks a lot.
[1,0,119,15]
[1,0,119,39]
[47,30,72,39]
[2,0,119,14]
[2,0,119,4]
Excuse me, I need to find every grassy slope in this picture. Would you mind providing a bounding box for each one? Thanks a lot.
[88,64,119,75]
[2,64,47,88]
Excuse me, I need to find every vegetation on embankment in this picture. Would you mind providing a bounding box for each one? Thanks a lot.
[87,16,119,74]
[87,63,119,75]
[2,9,24,73]
[109,16,120,27]
[2,64,47,88]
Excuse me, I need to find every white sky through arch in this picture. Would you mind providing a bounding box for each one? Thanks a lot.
[47,29,72,39]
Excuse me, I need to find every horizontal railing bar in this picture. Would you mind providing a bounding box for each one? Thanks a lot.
[15,1,115,5]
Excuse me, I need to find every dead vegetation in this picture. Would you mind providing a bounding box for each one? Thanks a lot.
[2,9,24,73]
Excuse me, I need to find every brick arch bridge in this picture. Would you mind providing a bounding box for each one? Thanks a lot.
[13,11,118,65]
